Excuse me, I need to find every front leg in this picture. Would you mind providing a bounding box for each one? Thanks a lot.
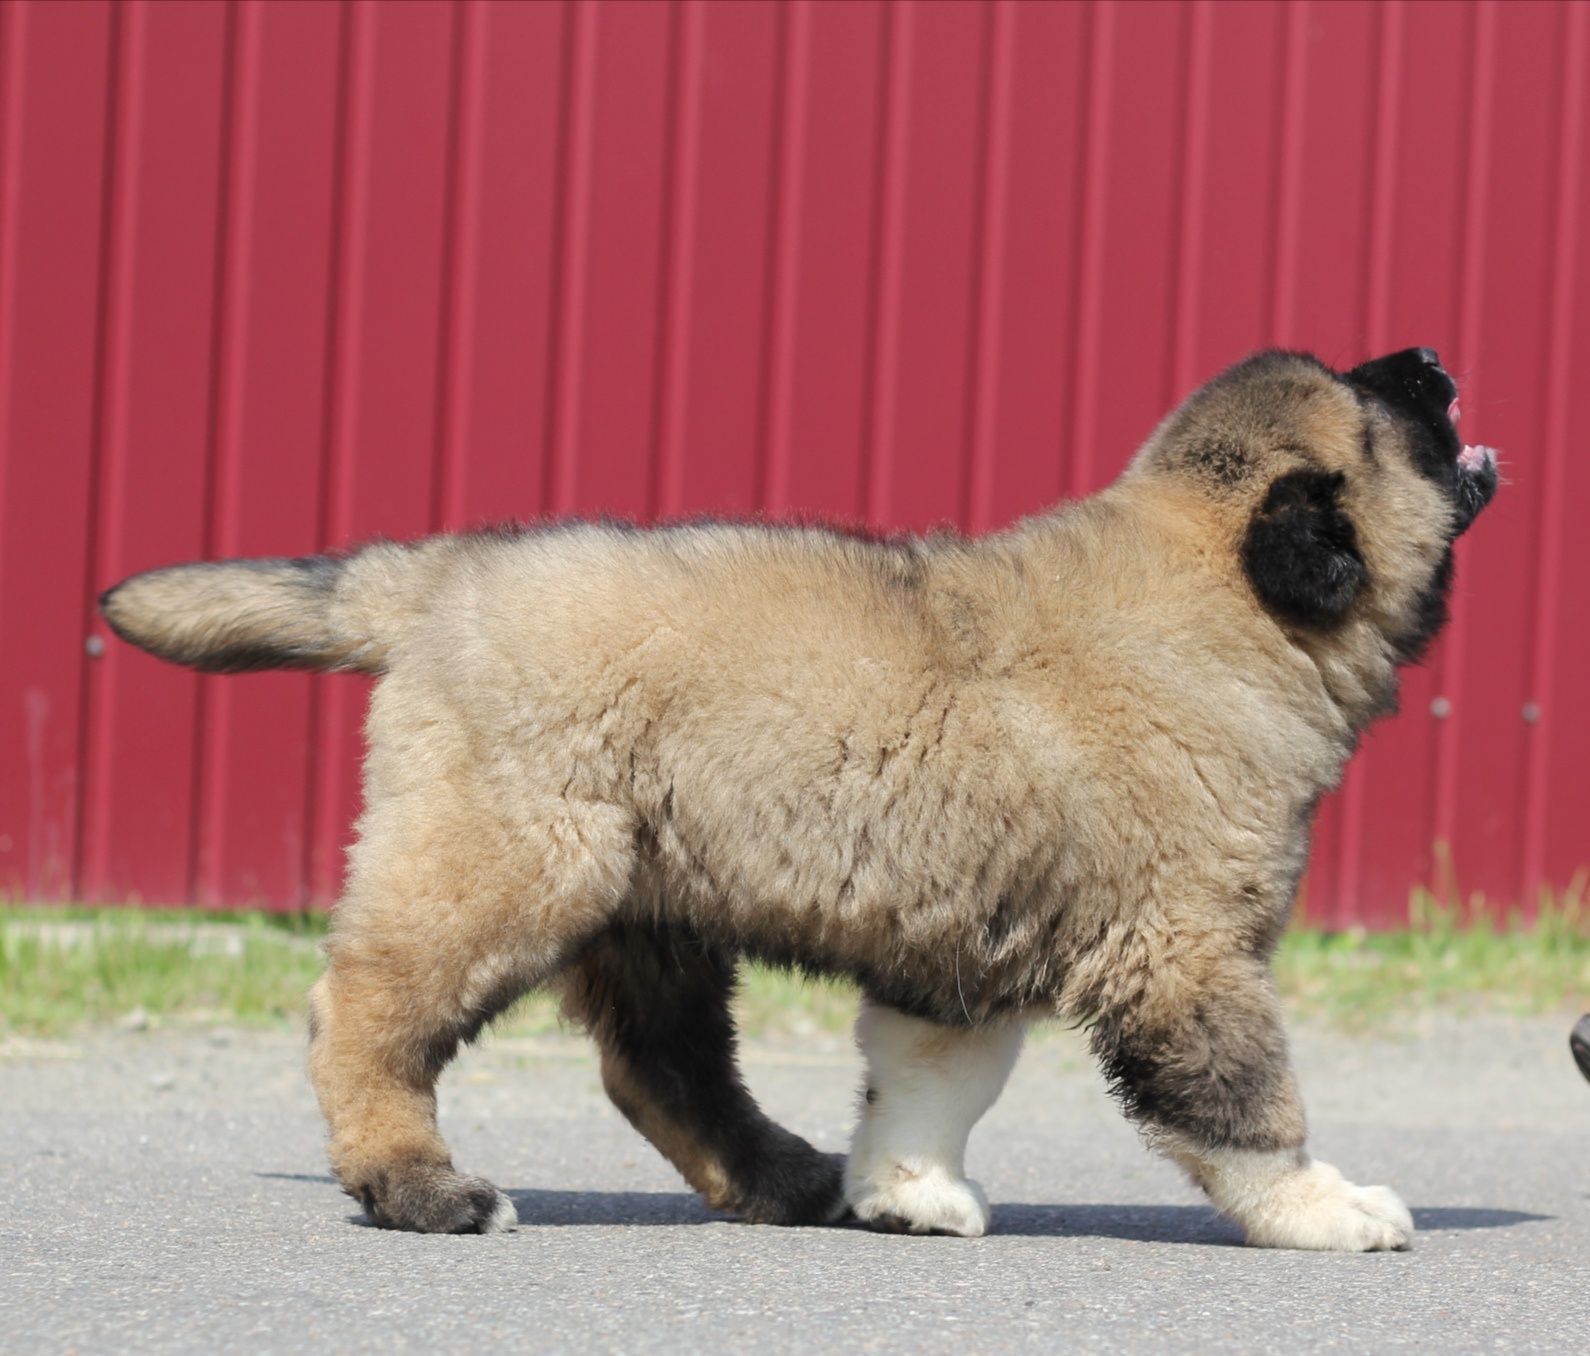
[1091,956,1413,1252]
[845,1000,1025,1237]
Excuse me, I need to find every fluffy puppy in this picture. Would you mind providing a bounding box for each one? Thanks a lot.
[101,347,1497,1248]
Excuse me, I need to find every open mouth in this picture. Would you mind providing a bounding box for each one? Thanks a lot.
[1447,396,1497,474]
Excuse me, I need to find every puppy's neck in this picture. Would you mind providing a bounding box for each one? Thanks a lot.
[1005,479,1399,777]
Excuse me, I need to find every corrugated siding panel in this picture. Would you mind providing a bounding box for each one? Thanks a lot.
[192,0,343,909]
[1536,1,1590,906]
[0,0,1584,917]
[77,0,231,906]
[0,0,116,902]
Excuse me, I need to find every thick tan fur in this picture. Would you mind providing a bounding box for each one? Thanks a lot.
[102,351,1489,1238]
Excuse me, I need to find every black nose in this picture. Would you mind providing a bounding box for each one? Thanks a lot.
[1416,347,1442,368]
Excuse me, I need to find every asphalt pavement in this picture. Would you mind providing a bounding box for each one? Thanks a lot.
[2,1012,1586,1353]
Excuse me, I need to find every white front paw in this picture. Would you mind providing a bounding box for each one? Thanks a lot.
[1241,1160,1413,1252]
[846,1162,991,1237]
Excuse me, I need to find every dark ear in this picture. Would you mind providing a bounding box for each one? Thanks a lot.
[1240,468,1366,626]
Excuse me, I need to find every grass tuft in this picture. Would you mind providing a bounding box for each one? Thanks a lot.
[0,908,326,1037]
[2,883,1586,1040]
[1278,879,1589,1028]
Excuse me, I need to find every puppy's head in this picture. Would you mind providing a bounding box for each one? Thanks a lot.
[1136,348,1499,661]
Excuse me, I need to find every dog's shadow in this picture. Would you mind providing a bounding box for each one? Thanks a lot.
[256,1175,1549,1241]
[258,1175,717,1229]
[992,1203,1549,1244]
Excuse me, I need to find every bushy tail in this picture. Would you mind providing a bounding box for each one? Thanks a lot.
[98,543,425,676]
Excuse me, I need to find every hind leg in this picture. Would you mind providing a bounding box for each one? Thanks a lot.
[308,795,633,1233]
[560,922,845,1225]
[308,940,520,1234]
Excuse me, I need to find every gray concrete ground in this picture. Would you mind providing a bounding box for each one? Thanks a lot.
[2,1013,1586,1354]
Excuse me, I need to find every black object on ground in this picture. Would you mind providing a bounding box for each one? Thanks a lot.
[1571,1014,1590,1083]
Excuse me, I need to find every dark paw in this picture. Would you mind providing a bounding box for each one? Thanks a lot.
[733,1147,847,1227]
[860,1210,977,1237]
[354,1162,517,1234]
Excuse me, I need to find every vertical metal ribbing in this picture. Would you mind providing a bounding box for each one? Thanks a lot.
[1432,0,1497,899]
[861,0,911,526]
[1168,0,1213,401]
[431,0,483,533]
[303,0,368,905]
[189,0,252,906]
[1064,0,1112,496]
[754,0,800,516]
[75,0,140,900]
[1268,0,1307,347]
[963,0,1012,534]
[544,0,597,516]
[1518,0,1585,908]
[649,0,698,522]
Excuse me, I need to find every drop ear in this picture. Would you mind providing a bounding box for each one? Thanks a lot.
[1240,468,1366,626]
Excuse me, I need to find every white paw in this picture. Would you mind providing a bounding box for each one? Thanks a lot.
[481,1189,518,1234]
[846,1163,991,1237]
[1240,1160,1413,1252]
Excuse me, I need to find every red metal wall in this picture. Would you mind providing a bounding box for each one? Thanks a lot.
[1,0,1585,923]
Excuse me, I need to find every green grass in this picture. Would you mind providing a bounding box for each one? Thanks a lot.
[1275,883,1590,1028]
[0,908,327,1037]
[0,905,858,1042]
[2,886,1586,1040]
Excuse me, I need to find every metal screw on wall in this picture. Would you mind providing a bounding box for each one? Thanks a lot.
[1522,703,1541,724]
[1430,696,1451,719]
[85,634,105,658]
